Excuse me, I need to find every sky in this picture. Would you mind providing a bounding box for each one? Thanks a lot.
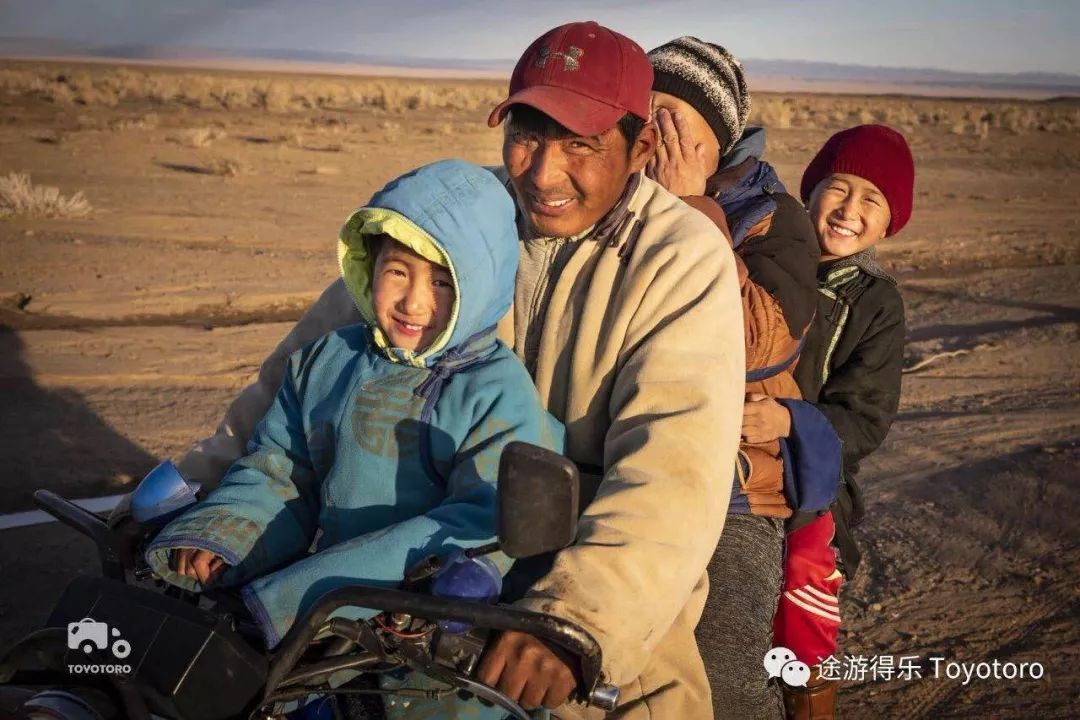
[1,0,1077,76]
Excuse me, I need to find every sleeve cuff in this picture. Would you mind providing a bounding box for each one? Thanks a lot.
[240,584,283,650]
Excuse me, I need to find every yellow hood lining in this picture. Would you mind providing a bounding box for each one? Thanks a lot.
[337,207,460,367]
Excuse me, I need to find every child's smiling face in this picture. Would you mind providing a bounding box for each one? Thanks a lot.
[808,173,892,260]
[371,239,454,353]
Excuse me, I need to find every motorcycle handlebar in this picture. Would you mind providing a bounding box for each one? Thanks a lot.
[29,490,619,713]
[266,585,615,710]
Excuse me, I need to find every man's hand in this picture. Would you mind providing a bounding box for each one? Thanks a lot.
[645,107,710,197]
[742,393,792,444]
[172,548,228,585]
[476,630,579,710]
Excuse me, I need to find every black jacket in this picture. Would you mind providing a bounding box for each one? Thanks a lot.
[793,252,906,575]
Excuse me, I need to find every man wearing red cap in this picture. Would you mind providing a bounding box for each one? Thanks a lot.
[477,21,743,719]
[114,21,744,719]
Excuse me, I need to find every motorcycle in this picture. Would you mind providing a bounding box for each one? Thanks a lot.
[0,442,618,720]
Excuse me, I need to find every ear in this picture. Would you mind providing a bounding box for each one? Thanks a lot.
[628,122,658,174]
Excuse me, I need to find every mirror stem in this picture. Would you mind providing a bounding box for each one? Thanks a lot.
[464,542,501,559]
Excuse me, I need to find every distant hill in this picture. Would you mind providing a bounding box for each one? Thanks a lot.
[2,36,1078,98]
[742,58,1080,96]
[0,37,513,72]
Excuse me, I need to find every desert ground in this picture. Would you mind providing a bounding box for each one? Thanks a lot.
[0,61,1078,718]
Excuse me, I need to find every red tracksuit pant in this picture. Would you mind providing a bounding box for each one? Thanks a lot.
[772,511,844,665]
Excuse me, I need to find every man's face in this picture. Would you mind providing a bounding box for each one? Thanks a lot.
[808,173,892,260]
[651,91,723,175]
[502,111,655,238]
[371,241,455,352]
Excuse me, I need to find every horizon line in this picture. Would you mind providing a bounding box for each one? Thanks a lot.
[0,36,1078,83]
[2,54,1077,102]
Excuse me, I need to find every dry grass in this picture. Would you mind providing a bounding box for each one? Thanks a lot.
[300,165,341,176]
[748,95,1080,135]
[168,126,227,148]
[29,129,65,145]
[0,62,1076,139]
[207,158,241,177]
[0,65,507,114]
[110,112,159,131]
[0,172,91,219]
[157,158,242,177]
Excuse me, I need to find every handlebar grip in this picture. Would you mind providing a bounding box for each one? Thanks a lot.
[587,682,620,711]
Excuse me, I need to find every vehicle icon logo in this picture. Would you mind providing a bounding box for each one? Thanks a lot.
[66,618,131,659]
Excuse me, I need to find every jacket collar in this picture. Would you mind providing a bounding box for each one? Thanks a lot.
[590,172,642,246]
[705,138,785,248]
[705,157,758,197]
[705,127,782,199]
[719,127,768,170]
[821,248,896,287]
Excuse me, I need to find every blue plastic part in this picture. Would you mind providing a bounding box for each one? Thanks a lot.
[430,553,503,635]
[286,696,336,720]
[130,460,200,526]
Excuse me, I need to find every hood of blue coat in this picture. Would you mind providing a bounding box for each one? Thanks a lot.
[338,160,519,367]
[720,126,768,170]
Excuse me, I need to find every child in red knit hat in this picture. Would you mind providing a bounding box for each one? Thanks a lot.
[768,124,915,719]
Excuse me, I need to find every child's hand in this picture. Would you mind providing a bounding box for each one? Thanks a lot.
[172,548,228,585]
[742,393,792,444]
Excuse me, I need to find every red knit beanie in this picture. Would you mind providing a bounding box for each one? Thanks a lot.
[800,124,915,237]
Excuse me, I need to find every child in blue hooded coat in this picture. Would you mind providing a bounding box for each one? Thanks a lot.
[145,159,564,718]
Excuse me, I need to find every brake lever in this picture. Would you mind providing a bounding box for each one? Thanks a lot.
[396,641,533,720]
[441,672,535,720]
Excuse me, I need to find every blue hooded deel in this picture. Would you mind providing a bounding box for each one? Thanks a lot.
[146,161,564,718]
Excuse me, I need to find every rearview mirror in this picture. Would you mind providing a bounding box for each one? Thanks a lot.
[497,442,579,559]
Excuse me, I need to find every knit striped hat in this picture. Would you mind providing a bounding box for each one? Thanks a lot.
[648,37,750,158]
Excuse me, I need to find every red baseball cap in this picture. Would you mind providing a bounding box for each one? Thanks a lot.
[488,21,653,137]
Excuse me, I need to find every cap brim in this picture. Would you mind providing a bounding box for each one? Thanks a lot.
[487,85,627,137]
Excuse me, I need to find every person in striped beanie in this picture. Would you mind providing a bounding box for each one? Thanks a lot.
[648,36,828,720]
[648,35,750,162]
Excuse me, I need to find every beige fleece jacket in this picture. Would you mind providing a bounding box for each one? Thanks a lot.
[497,173,743,719]
[174,174,744,719]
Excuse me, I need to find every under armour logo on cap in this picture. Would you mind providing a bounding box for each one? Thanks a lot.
[487,21,653,137]
[536,45,584,71]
